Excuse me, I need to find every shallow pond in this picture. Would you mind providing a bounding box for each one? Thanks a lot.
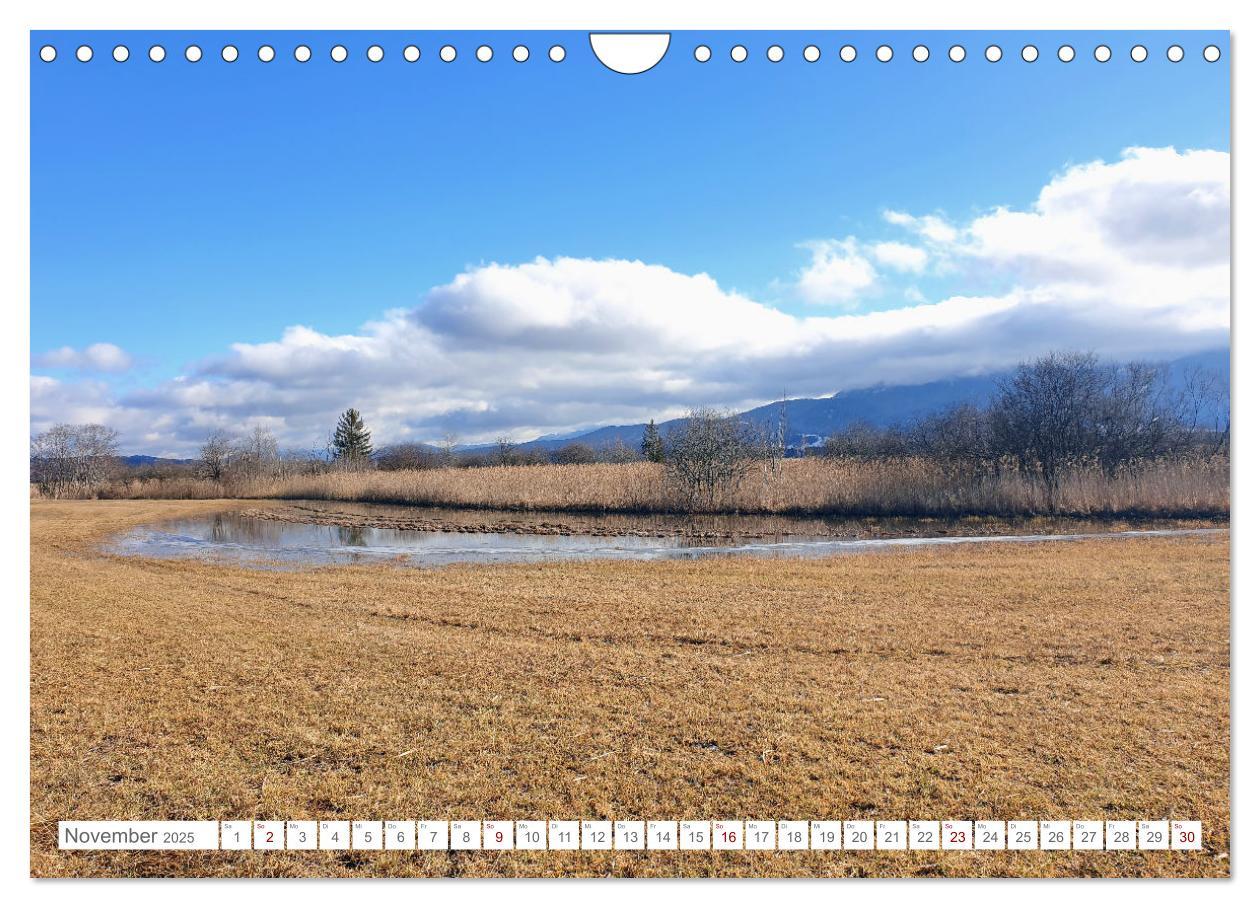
[106,502,1225,569]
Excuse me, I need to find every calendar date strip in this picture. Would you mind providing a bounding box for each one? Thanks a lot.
[59,819,1203,852]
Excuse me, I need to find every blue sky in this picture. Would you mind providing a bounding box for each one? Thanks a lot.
[30,31,1230,454]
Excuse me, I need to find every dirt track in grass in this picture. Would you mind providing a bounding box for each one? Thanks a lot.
[30,499,1230,878]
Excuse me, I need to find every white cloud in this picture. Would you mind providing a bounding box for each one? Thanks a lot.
[870,241,929,272]
[30,147,1229,456]
[883,210,959,245]
[964,146,1228,275]
[35,342,133,373]
[795,238,878,305]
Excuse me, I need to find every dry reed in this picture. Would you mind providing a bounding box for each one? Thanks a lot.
[87,456,1229,519]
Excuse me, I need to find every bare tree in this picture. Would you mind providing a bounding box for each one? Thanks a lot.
[989,352,1108,502]
[376,443,442,471]
[989,352,1216,506]
[234,425,280,480]
[30,423,120,497]
[200,429,233,481]
[494,436,519,467]
[30,424,76,497]
[553,442,598,465]
[774,392,789,465]
[752,394,788,483]
[907,404,992,461]
[822,420,908,460]
[665,408,757,510]
[439,432,460,468]
[600,438,641,464]
[1181,365,1230,456]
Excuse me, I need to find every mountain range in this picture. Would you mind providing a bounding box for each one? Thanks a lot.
[494,348,1230,453]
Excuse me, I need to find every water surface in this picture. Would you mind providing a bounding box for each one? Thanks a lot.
[107,506,1224,569]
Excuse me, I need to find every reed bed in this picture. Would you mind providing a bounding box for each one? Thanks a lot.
[88,475,227,500]
[89,455,1229,519]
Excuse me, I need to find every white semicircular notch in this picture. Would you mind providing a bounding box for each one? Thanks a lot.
[589,32,670,74]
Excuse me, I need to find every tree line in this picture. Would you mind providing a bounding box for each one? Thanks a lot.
[30,354,1227,505]
[818,352,1227,495]
[197,407,376,481]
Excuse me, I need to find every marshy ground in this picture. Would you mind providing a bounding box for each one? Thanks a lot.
[241,500,1224,540]
[30,499,1230,877]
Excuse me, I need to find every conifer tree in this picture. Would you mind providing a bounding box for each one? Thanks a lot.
[332,408,373,462]
[641,419,665,463]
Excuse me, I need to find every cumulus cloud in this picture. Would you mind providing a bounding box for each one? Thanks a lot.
[884,147,1229,285]
[870,241,929,272]
[963,146,1228,275]
[414,257,795,355]
[795,236,932,305]
[795,239,878,305]
[35,342,133,373]
[30,147,1229,456]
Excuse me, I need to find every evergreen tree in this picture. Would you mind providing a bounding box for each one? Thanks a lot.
[332,408,373,462]
[641,419,665,463]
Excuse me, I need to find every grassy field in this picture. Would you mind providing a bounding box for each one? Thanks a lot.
[30,500,1230,878]
[93,455,1229,520]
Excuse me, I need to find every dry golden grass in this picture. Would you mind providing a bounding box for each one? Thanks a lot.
[31,500,1229,878]
[199,456,1231,519]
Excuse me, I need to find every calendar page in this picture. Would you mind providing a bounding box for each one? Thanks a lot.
[27,18,1230,883]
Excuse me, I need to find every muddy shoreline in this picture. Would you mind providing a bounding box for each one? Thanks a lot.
[241,502,1226,542]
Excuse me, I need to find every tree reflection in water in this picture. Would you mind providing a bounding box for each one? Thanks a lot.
[336,525,368,547]
[205,513,285,545]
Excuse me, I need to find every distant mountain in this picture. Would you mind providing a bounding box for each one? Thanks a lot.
[119,454,197,466]
[503,373,999,453]
[512,348,1230,452]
